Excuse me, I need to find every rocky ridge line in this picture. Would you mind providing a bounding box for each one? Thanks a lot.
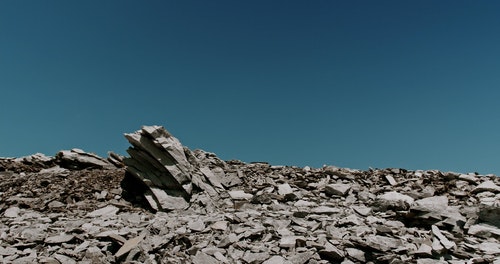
[0,125,499,263]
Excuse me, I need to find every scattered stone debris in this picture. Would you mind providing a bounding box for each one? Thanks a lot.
[0,125,499,263]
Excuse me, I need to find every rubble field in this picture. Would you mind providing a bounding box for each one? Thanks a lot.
[1,125,499,264]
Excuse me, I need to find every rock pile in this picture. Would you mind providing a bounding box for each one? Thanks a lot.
[1,125,500,263]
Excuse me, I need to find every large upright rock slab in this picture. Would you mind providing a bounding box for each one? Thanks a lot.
[123,125,225,211]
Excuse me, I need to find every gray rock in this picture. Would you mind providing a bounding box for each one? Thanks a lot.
[431,225,456,250]
[374,191,414,211]
[458,173,478,183]
[228,190,253,200]
[288,251,315,264]
[318,241,344,261]
[310,205,341,215]
[478,242,500,254]
[56,148,114,170]
[47,200,65,208]
[44,234,75,244]
[468,223,500,237]
[211,221,228,231]
[473,180,500,193]
[293,200,317,207]
[279,236,298,248]
[417,259,447,264]
[188,219,206,232]
[352,205,372,216]
[87,205,119,217]
[193,251,219,264]
[277,183,293,196]
[385,175,398,186]
[114,234,145,258]
[414,243,433,257]
[412,196,448,212]
[263,256,288,264]
[4,206,20,218]
[123,125,194,210]
[242,251,270,264]
[325,183,351,196]
[363,235,402,252]
[4,124,500,264]
[346,247,365,262]
[478,202,500,228]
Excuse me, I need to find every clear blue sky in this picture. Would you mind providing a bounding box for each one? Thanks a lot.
[1,1,499,174]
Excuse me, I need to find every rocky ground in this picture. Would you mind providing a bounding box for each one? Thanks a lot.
[1,126,500,264]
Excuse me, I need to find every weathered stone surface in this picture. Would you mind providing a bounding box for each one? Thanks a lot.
[56,148,114,170]
[87,205,119,217]
[277,183,293,196]
[478,202,500,228]
[122,125,232,211]
[192,251,219,264]
[228,190,253,200]
[319,241,344,261]
[44,234,75,244]
[468,223,500,237]
[412,196,449,212]
[324,183,351,196]
[263,255,287,264]
[4,206,20,218]
[115,234,145,258]
[1,125,500,263]
[473,180,500,193]
[431,225,456,250]
[374,191,414,211]
[346,247,365,262]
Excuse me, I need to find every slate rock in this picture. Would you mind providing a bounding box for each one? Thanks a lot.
[87,205,119,217]
[252,193,274,204]
[56,148,114,170]
[229,190,253,200]
[4,206,20,218]
[478,202,500,228]
[44,234,75,244]
[468,223,500,238]
[325,183,351,196]
[242,251,271,264]
[192,251,219,264]
[473,181,500,193]
[374,191,414,211]
[346,247,365,262]
[263,255,288,264]
[277,183,293,196]
[319,241,344,261]
[431,225,456,250]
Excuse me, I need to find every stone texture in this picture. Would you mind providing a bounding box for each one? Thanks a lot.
[0,125,499,263]
[324,183,351,196]
[473,180,500,193]
[374,191,414,211]
[56,148,115,170]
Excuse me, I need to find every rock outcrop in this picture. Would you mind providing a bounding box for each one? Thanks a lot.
[0,125,500,263]
[122,125,226,211]
[56,148,115,170]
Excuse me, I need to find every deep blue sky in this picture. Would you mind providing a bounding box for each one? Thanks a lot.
[1,1,499,174]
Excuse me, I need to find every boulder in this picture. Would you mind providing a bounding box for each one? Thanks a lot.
[373,191,414,211]
[122,125,228,211]
[56,148,114,170]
